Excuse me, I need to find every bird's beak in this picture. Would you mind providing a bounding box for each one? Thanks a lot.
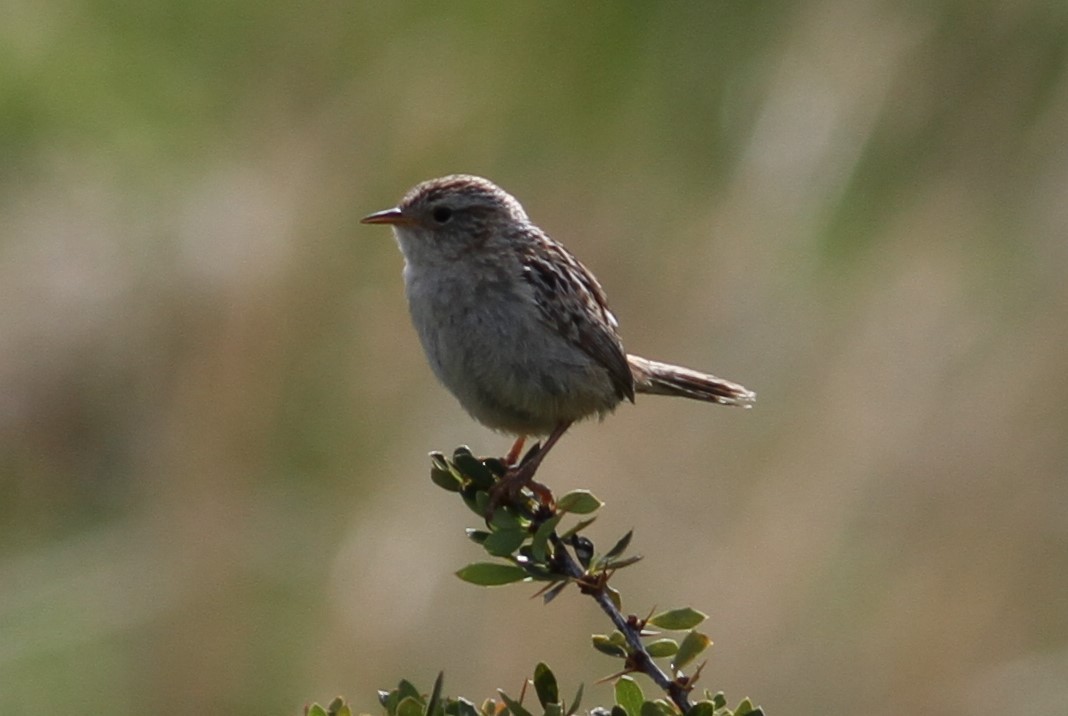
[361,207,412,226]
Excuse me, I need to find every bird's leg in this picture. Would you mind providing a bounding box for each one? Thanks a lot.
[490,422,572,510]
[504,436,527,467]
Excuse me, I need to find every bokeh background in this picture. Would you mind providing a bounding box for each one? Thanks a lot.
[3,2,1067,714]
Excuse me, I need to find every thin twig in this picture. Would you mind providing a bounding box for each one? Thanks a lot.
[548,534,693,713]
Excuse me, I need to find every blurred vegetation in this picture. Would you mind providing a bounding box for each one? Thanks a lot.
[2,2,1067,715]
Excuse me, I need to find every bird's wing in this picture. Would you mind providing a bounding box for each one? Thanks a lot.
[522,236,635,403]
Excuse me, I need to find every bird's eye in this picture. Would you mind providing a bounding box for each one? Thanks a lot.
[431,206,453,224]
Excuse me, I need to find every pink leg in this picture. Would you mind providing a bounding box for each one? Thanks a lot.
[513,422,571,479]
[490,422,573,510]
[504,436,527,466]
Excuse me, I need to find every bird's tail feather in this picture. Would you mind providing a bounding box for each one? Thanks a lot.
[628,354,755,407]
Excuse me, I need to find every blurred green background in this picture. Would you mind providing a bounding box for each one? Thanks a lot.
[2,2,1067,714]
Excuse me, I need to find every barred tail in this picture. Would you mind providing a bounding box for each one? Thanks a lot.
[628,354,755,407]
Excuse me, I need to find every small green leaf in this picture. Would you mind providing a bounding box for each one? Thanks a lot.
[431,466,463,492]
[560,516,597,539]
[497,690,533,716]
[397,696,424,716]
[455,563,528,586]
[733,697,757,716]
[639,700,675,716]
[557,490,603,514]
[649,607,708,631]
[711,692,727,709]
[460,489,482,517]
[452,698,479,716]
[452,447,495,490]
[671,630,711,672]
[306,705,328,716]
[610,706,628,716]
[605,530,633,560]
[426,672,444,716]
[465,529,490,545]
[644,638,679,658]
[542,580,569,604]
[686,702,716,716]
[483,528,526,557]
[605,584,622,611]
[614,676,643,716]
[533,662,559,708]
[565,683,584,716]
[603,554,643,570]
[489,505,522,530]
[592,634,628,658]
[396,680,422,703]
[377,690,393,710]
[518,559,555,581]
[483,457,508,477]
[531,513,563,562]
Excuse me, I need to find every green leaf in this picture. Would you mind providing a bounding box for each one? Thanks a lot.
[610,707,628,716]
[560,516,597,539]
[565,683,584,716]
[531,513,563,562]
[533,662,559,708]
[592,634,628,658]
[489,505,523,531]
[644,638,679,658]
[306,705,328,716]
[426,672,444,716]
[465,529,490,545]
[542,580,569,604]
[649,607,708,631]
[685,702,717,716]
[461,487,484,517]
[483,457,508,477]
[452,698,479,716]
[733,697,757,716]
[483,528,526,557]
[396,680,422,704]
[671,630,711,672]
[557,490,603,514]
[711,692,727,709]
[377,691,392,710]
[639,700,675,716]
[431,466,463,492]
[397,696,425,716]
[455,563,528,586]
[452,447,495,490]
[605,530,633,560]
[603,554,643,570]
[605,584,622,611]
[614,676,644,716]
[497,690,533,716]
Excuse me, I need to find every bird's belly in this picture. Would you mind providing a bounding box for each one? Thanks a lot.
[405,274,620,434]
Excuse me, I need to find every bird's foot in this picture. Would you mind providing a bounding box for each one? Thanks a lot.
[487,448,555,515]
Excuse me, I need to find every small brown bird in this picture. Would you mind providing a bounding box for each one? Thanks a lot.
[363,175,754,498]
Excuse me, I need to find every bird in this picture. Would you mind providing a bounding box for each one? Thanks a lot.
[362,174,754,501]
